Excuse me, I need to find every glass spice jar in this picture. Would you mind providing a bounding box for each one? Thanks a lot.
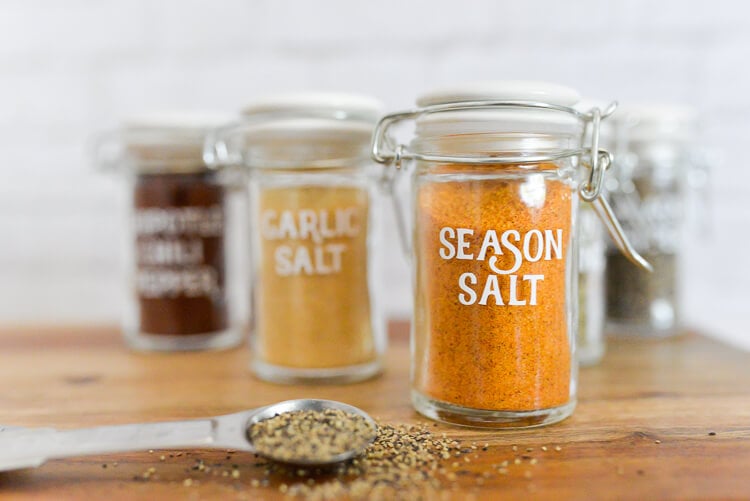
[95,113,249,351]
[575,104,611,366]
[604,105,699,337]
[372,82,651,428]
[209,93,387,384]
[577,203,606,365]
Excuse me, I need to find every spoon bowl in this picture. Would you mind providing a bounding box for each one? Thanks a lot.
[245,399,378,466]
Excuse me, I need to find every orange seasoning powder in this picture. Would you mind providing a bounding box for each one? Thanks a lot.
[413,163,573,411]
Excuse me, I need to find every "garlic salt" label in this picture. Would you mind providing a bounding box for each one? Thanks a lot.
[261,207,361,276]
[256,185,374,368]
[438,226,564,306]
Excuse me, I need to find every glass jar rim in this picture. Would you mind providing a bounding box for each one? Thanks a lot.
[414,82,584,145]
[241,117,374,143]
[94,111,233,175]
[413,109,584,145]
[613,104,697,144]
[206,93,383,170]
[372,101,596,167]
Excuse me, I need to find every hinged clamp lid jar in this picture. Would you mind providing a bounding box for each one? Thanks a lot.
[372,81,650,428]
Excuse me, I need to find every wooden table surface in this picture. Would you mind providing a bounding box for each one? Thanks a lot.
[0,323,748,500]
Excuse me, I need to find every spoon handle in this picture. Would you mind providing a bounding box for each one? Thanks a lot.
[0,419,216,471]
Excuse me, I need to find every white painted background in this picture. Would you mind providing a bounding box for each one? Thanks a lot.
[1,0,748,349]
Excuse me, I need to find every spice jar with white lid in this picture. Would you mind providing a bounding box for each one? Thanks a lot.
[209,93,387,384]
[575,102,612,366]
[94,112,249,351]
[604,105,702,337]
[577,202,606,365]
[373,81,651,428]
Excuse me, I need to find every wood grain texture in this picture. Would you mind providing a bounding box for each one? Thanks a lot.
[0,323,748,500]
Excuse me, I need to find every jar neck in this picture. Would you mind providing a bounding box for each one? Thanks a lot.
[244,138,372,170]
[613,141,692,183]
[123,145,211,175]
[411,132,583,163]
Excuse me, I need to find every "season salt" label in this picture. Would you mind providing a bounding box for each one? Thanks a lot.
[438,227,564,306]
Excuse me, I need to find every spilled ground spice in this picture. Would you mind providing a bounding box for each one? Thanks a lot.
[124,433,569,498]
[272,422,465,499]
[413,164,573,411]
[247,409,376,463]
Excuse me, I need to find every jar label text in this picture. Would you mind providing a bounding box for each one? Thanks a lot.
[135,205,224,299]
[261,207,362,276]
[439,226,564,306]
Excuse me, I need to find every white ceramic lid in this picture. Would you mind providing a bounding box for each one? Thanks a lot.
[123,111,232,129]
[414,81,583,138]
[238,92,384,146]
[242,92,383,123]
[417,81,581,108]
[114,111,233,173]
[612,103,697,142]
[233,94,384,163]
[612,104,696,124]
[232,94,383,167]
[121,111,233,147]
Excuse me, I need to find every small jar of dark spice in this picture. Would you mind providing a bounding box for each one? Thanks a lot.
[575,102,611,366]
[604,105,704,337]
[95,113,249,351]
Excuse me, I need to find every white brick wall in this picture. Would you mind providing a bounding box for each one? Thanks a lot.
[0,0,748,349]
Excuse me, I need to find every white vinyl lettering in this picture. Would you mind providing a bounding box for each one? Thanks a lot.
[438,227,565,307]
[263,207,363,277]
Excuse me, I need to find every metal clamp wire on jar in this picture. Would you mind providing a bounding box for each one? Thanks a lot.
[371,100,653,272]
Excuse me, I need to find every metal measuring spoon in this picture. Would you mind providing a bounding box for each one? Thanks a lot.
[0,399,377,472]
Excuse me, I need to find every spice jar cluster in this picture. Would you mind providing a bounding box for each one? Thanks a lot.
[97,82,702,429]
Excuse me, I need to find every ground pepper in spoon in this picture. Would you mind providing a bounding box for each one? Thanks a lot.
[0,399,377,471]
[247,408,376,464]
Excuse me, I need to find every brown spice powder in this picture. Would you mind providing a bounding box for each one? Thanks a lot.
[413,164,573,411]
[133,172,228,335]
[257,185,375,368]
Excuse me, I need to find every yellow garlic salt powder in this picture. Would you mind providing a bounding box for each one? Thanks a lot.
[256,184,375,369]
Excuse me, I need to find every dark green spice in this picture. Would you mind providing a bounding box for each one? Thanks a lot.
[605,251,678,332]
